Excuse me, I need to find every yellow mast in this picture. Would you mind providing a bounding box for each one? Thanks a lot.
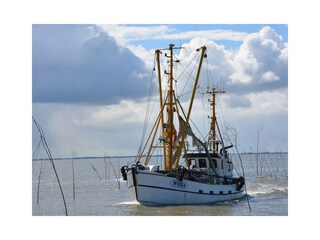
[174,46,207,168]
[167,44,174,169]
[207,88,225,153]
[155,49,167,167]
[144,45,207,170]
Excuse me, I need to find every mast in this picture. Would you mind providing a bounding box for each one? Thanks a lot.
[155,49,167,167]
[150,45,207,170]
[207,88,225,153]
[145,44,180,170]
[168,43,174,169]
[173,46,207,167]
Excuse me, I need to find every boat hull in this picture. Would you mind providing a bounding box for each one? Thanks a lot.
[127,166,245,205]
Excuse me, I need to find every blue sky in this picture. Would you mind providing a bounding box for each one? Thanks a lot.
[32,24,288,157]
[123,24,288,50]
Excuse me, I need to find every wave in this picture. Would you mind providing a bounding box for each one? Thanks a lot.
[248,184,288,196]
[115,200,141,206]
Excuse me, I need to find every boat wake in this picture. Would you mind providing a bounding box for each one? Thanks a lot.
[248,184,288,196]
[115,200,141,206]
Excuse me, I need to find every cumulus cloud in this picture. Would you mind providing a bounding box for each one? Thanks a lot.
[229,26,288,92]
[32,24,151,104]
[173,26,287,97]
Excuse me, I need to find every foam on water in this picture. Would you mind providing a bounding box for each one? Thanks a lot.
[248,183,288,196]
[115,200,140,206]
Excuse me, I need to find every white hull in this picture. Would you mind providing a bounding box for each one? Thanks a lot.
[127,165,245,205]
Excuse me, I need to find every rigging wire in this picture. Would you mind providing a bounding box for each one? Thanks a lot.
[136,54,157,159]
[205,58,210,90]
[177,52,200,98]
[135,50,168,164]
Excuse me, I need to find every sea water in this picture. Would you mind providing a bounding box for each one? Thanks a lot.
[32,153,288,216]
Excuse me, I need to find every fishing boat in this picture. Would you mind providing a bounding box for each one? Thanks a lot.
[121,44,245,205]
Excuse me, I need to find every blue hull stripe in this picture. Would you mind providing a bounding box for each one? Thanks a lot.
[137,184,244,196]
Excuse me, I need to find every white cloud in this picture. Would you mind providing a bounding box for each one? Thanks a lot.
[97,25,172,45]
[161,29,248,41]
[96,24,248,71]
[262,71,280,82]
[125,44,155,69]
[75,100,148,127]
[97,25,248,45]
[230,26,287,86]
[33,101,150,157]
[280,42,288,61]
[96,25,288,95]
[225,88,288,118]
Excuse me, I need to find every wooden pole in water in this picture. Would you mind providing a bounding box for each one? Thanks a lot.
[33,117,68,216]
[104,155,107,180]
[36,160,43,204]
[72,158,76,200]
[34,138,42,204]
[91,164,102,180]
[256,130,259,175]
[108,157,120,189]
[256,128,263,176]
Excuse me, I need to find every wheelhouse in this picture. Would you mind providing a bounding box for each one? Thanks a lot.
[186,153,234,180]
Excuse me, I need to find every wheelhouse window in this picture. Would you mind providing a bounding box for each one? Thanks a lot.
[199,159,207,168]
[189,159,196,168]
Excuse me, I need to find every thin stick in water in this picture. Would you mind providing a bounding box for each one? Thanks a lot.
[33,117,69,216]
[72,158,76,200]
[91,164,102,180]
[33,138,42,204]
[107,157,120,189]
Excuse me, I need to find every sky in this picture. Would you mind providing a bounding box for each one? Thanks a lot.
[32,24,288,158]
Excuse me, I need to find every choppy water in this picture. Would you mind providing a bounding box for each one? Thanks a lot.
[32,153,288,216]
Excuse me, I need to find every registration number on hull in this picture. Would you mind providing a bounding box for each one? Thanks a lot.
[170,180,187,189]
